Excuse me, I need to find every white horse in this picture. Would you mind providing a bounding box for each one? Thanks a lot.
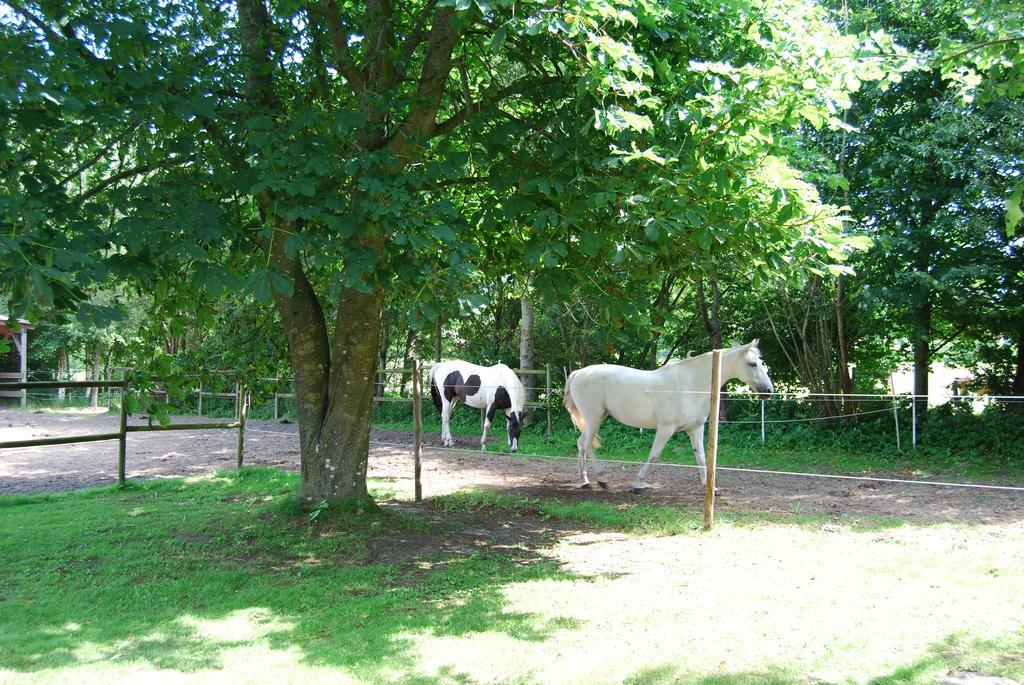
[429,360,526,452]
[563,341,774,492]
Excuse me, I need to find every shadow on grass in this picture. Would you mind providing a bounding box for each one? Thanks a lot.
[0,468,585,679]
[618,630,1024,685]
[868,630,1024,684]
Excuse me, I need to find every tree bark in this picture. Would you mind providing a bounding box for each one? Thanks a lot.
[237,0,456,503]
[434,316,442,362]
[835,276,853,402]
[91,343,101,407]
[697,278,726,420]
[400,327,416,397]
[519,295,535,423]
[374,319,390,404]
[57,348,66,400]
[912,296,931,420]
[1014,322,1024,397]
[697,278,723,350]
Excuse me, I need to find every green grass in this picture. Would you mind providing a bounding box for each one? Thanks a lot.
[0,469,575,683]
[3,469,1023,684]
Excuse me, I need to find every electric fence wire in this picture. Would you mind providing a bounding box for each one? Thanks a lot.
[240,425,1024,493]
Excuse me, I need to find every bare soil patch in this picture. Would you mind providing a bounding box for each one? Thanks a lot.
[2,409,1023,526]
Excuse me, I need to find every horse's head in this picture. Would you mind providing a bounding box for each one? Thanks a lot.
[506,410,523,452]
[737,340,774,398]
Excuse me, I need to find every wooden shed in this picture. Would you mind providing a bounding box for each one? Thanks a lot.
[0,316,32,407]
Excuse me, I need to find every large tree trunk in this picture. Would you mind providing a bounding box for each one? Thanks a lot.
[311,286,385,503]
[271,261,384,503]
[519,295,535,423]
[238,0,458,503]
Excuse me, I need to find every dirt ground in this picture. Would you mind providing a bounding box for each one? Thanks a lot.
[2,408,1024,526]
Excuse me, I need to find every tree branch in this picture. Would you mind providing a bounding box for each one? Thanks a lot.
[54,121,140,191]
[398,0,439,68]
[313,0,365,92]
[4,0,107,68]
[939,36,1024,63]
[433,77,547,138]
[387,7,461,160]
[362,0,396,88]
[75,154,196,204]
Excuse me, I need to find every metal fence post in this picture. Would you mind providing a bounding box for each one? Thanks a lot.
[760,399,766,445]
[197,380,203,416]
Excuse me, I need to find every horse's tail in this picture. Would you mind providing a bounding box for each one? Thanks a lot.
[563,371,600,449]
[428,363,443,414]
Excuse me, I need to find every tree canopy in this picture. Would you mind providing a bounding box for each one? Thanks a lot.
[2,0,1022,500]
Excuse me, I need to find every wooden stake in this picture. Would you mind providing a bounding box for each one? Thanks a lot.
[546,364,552,435]
[236,385,248,469]
[118,383,128,485]
[704,349,722,530]
[412,359,423,502]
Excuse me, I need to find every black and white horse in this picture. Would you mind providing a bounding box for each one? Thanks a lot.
[429,360,526,452]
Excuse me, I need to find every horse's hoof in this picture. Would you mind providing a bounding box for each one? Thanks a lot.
[597,481,609,490]
[632,487,646,494]
[580,483,592,490]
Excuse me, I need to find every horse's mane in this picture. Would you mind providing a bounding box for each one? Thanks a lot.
[663,343,749,367]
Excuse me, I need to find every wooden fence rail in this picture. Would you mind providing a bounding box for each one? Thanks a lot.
[0,362,560,489]
[0,379,246,485]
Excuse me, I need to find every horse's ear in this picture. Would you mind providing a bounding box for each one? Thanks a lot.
[749,338,760,348]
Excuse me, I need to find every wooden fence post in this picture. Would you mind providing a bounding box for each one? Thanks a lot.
[118,382,128,485]
[893,396,902,452]
[197,381,203,416]
[911,395,917,448]
[273,374,280,421]
[236,385,248,469]
[412,359,423,502]
[545,364,552,435]
[704,349,723,531]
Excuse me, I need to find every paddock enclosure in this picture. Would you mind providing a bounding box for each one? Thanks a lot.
[2,408,1023,526]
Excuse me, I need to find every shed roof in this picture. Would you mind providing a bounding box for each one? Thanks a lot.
[0,315,34,331]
